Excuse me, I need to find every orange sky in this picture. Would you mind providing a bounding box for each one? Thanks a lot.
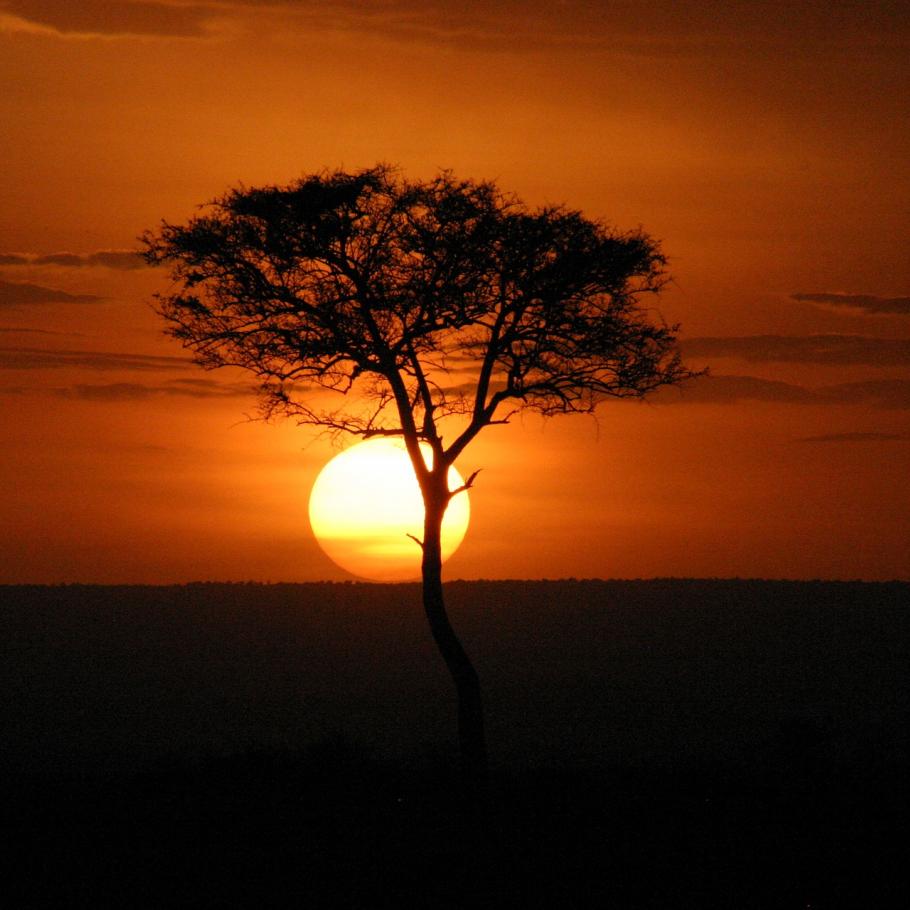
[1,1,908,582]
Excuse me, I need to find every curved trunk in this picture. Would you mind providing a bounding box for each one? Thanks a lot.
[421,495,488,790]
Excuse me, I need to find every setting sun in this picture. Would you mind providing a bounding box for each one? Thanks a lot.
[308,438,470,581]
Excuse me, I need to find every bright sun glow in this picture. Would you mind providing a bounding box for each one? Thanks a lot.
[308,438,470,581]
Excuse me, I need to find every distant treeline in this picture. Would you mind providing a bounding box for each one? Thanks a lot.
[11,576,908,586]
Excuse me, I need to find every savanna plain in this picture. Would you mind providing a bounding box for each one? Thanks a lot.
[3,578,907,907]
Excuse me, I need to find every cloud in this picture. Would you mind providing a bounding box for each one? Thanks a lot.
[0,250,147,270]
[243,1,910,55]
[37,250,147,269]
[54,379,252,401]
[0,1,212,39]
[30,253,85,267]
[57,382,158,401]
[5,1,906,50]
[86,250,147,269]
[0,346,189,371]
[817,380,910,410]
[166,376,252,396]
[0,326,82,336]
[658,374,814,405]
[655,374,910,409]
[681,334,910,366]
[792,293,910,316]
[0,280,102,307]
[797,432,910,443]
[0,375,251,400]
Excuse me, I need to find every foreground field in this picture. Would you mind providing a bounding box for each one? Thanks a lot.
[3,580,908,906]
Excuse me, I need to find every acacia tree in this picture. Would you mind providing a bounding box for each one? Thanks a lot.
[143,164,693,786]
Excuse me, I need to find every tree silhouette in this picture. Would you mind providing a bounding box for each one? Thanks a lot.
[142,164,694,788]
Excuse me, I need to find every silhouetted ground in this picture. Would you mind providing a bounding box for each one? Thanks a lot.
[2,580,908,906]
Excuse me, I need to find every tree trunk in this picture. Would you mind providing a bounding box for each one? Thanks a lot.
[421,496,488,792]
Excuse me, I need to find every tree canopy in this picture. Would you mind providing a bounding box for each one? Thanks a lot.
[143,164,689,477]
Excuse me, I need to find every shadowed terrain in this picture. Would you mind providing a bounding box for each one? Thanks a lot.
[3,579,908,906]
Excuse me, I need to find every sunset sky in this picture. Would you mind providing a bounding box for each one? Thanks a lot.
[1,0,908,583]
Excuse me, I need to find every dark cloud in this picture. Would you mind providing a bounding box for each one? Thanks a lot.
[35,250,146,269]
[262,1,910,46]
[5,1,906,49]
[0,367,251,399]
[792,293,910,316]
[657,374,814,405]
[655,374,910,409]
[0,280,102,307]
[57,382,157,401]
[797,432,910,443]
[0,377,248,400]
[31,253,84,267]
[55,379,252,401]
[85,250,147,270]
[817,380,910,410]
[247,1,910,54]
[1,1,212,38]
[0,382,248,402]
[0,346,189,371]
[1,250,147,270]
[0,326,81,336]
[681,334,910,366]
[167,377,228,388]
[165,377,252,396]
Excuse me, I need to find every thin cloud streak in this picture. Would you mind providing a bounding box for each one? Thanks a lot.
[654,374,910,409]
[0,250,148,270]
[0,280,102,307]
[0,326,82,336]
[0,1,212,39]
[0,377,253,400]
[0,346,190,371]
[792,293,910,316]
[4,1,907,51]
[681,334,910,366]
[53,379,252,401]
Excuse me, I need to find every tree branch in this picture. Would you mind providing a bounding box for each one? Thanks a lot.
[449,468,481,498]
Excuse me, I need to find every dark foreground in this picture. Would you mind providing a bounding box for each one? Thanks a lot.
[3,579,908,907]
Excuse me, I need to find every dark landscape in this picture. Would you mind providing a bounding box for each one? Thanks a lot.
[2,579,908,907]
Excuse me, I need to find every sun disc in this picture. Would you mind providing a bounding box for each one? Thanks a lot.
[308,438,470,581]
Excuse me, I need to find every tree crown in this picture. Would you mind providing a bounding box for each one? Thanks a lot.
[143,164,692,482]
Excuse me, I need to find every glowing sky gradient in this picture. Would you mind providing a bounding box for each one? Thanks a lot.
[1,1,908,582]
